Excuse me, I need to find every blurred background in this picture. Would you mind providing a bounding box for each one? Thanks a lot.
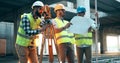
[0,0,120,63]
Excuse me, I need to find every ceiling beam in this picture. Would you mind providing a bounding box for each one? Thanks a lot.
[90,0,120,13]
[101,22,120,27]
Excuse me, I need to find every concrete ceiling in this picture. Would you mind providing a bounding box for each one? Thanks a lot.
[90,0,120,29]
[0,0,120,29]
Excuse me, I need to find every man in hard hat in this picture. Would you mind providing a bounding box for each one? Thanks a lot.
[73,6,97,63]
[15,1,46,63]
[52,4,75,63]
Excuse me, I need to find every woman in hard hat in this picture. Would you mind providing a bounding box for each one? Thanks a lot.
[52,4,75,63]
[74,6,97,63]
[15,1,47,63]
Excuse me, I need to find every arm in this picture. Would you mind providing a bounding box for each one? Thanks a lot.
[55,23,72,33]
[90,18,97,30]
[88,18,97,32]
[54,26,66,33]
[21,15,41,36]
[51,20,72,33]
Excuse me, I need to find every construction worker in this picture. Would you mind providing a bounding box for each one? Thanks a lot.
[52,4,75,63]
[74,6,97,63]
[15,1,47,63]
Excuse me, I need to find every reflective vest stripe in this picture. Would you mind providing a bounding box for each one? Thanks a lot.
[69,36,74,38]
[18,24,32,39]
[75,37,92,40]
[54,18,75,44]
[56,35,74,40]
[75,32,93,46]
[20,25,23,28]
[56,35,69,40]
[16,13,41,46]
[17,32,32,39]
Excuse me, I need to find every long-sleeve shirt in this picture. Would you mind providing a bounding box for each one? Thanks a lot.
[21,15,40,36]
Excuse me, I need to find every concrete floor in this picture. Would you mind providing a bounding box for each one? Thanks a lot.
[0,55,69,63]
[0,55,63,63]
[0,56,18,63]
[0,55,120,63]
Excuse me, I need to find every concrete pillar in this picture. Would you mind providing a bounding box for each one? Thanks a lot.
[13,10,20,58]
[99,28,105,54]
[77,0,90,18]
[102,28,107,53]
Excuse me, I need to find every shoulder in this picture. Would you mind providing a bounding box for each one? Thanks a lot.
[64,20,68,21]
[20,13,30,22]
[50,19,57,24]
[88,18,94,21]
[21,13,29,18]
[86,18,95,23]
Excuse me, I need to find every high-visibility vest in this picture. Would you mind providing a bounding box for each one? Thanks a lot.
[16,13,41,46]
[75,32,93,46]
[68,32,75,44]
[54,18,75,44]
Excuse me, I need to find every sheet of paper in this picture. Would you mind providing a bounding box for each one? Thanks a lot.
[68,16,91,35]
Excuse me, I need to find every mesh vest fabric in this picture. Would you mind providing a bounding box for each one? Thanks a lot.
[16,13,41,46]
[54,18,75,44]
[75,32,93,46]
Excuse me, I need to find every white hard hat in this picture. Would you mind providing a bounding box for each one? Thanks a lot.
[54,4,65,12]
[32,1,44,9]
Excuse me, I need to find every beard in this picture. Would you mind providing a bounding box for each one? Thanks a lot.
[60,12,65,17]
[35,10,41,18]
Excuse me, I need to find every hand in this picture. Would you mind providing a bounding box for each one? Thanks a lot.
[64,22,72,28]
[40,24,48,32]
[88,27,92,32]
[95,12,99,17]
[33,36,39,39]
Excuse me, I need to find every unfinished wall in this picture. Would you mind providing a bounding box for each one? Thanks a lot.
[0,22,14,55]
[0,5,31,57]
[100,27,120,53]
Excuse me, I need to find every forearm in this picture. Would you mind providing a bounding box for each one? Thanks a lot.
[22,15,41,36]
[54,27,66,33]
[25,29,40,36]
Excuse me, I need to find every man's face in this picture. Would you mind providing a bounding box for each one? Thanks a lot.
[78,12,85,16]
[34,6,43,17]
[56,9,65,16]
[38,6,43,14]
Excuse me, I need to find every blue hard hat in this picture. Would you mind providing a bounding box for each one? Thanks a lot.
[77,6,86,13]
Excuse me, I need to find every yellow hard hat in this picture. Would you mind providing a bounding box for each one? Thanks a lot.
[54,4,65,12]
